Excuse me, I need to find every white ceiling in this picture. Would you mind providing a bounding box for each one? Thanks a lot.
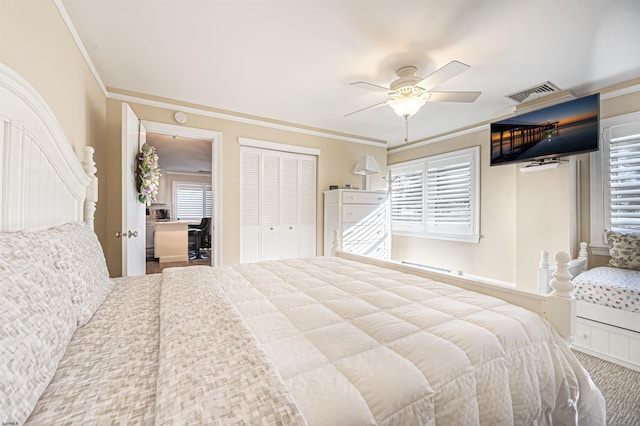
[146,133,212,173]
[63,0,640,148]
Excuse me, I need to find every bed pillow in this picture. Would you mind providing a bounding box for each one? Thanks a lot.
[605,229,640,271]
[0,231,77,424]
[37,222,114,326]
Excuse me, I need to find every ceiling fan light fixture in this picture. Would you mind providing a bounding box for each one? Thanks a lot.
[388,97,426,118]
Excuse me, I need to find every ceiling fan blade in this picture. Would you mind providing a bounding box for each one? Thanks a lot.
[349,81,390,92]
[415,60,470,91]
[426,91,481,103]
[344,101,388,117]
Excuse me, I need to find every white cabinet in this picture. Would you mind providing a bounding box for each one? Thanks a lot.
[240,146,316,262]
[324,189,390,260]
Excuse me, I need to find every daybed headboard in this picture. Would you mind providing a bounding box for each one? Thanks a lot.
[0,64,97,232]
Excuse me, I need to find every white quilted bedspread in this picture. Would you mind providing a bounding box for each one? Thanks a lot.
[214,256,605,426]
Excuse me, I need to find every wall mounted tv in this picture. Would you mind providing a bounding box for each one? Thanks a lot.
[490,93,599,167]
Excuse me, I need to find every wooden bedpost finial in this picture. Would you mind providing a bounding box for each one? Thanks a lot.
[550,251,573,297]
[82,146,98,230]
[331,229,342,256]
[539,249,550,268]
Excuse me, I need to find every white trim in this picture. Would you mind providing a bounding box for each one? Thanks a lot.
[600,83,640,101]
[590,111,640,254]
[113,92,384,147]
[53,0,108,97]
[238,137,321,156]
[140,120,223,267]
[387,124,488,154]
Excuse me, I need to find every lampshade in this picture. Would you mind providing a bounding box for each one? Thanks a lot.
[353,155,381,175]
[388,97,427,118]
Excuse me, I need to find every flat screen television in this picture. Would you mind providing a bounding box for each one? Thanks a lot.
[490,93,599,166]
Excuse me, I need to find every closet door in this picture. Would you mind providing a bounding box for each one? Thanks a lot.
[280,152,301,259]
[240,147,262,263]
[240,145,317,262]
[261,151,281,261]
[299,154,317,257]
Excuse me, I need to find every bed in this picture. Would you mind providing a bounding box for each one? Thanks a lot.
[1,64,606,425]
[539,236,640,371]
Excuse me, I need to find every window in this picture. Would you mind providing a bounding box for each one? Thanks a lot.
[390,146,480,243]
[173,182,212,222]
[591,112,640,254]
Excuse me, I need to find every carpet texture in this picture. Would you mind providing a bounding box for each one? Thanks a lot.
[574,350,640,426]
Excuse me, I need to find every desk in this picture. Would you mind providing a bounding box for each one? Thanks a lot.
[154,222,188,263]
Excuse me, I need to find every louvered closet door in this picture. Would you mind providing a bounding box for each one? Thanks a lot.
[240,147,262,263]
[299,154,317,257]
[280,152,301,259]
[240,146,317,262]
[261,151,281,261]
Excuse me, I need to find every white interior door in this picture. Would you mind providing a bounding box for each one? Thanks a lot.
[122,103,146,276]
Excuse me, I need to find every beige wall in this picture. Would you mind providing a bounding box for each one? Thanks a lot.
[0,0,108,246]
[389,128,521,285]
[104,98,387,275]
[389,82,640,291]
[4,2,638,282]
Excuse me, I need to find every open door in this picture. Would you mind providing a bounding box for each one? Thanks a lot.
[121,103,146,276]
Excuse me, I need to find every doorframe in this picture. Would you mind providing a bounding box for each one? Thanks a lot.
[142,120,223,267]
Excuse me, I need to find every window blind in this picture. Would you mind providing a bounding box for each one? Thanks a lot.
[174,183,212,221]
[389,146,479,242]
[426,160,472,232]
[609,123,640,232]
[391,166,424,226]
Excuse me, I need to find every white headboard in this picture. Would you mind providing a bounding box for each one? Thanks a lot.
[0,64,97,232]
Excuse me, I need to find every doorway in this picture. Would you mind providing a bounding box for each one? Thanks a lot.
[141,120,222,271]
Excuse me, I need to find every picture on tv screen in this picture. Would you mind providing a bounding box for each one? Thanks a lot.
[490,93,599,166]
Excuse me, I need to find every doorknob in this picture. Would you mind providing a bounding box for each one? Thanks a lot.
[115,230,139,238]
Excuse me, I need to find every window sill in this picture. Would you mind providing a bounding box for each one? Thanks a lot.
[590,245,610,257]
[392,230,480,244]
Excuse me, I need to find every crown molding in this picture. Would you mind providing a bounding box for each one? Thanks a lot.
[54,0,108,97]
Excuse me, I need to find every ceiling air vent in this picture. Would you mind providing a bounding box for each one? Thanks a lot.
[506,81,561,104]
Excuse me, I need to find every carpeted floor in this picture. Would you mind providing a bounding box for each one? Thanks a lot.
[573,350,640,425]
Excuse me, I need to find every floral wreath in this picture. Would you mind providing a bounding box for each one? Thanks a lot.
[136,143,161,206]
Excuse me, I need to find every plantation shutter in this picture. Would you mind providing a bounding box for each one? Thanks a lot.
[391,165,424,230]
[389,146,479,242]
[426,156,472,234]
[609,121,640,232]
[175,183,212,222]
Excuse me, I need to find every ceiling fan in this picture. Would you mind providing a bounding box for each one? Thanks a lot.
[346,60,481,142]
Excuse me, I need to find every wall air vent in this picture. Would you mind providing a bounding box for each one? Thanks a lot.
[506,81,561,104]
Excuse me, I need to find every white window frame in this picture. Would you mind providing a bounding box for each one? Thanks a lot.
[389,146,480,243]
[590,111,640,255]
[172,181,212,222]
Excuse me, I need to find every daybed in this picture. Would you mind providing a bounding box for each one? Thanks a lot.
[0,64,606,425]
[540,232,640,371]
